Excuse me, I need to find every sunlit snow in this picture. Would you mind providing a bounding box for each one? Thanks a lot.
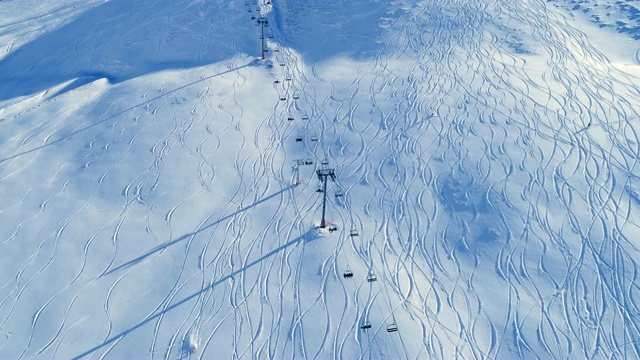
[1,0,640,358]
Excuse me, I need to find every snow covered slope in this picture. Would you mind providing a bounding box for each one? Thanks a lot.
[1,0,640,358]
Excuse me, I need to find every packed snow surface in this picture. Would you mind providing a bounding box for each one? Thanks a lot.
[1,0,640,358]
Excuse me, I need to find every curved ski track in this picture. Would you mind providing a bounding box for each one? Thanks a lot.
[1,0,640,358]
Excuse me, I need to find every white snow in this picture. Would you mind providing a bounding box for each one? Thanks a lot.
[1,0,640,358]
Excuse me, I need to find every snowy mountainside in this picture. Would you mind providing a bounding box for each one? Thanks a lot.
[1,0,640,359]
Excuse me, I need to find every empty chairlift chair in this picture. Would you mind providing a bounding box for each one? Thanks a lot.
[367,274,377,282]
[349,229,358,237]
[387,323,398,332]
[301,115,309,120]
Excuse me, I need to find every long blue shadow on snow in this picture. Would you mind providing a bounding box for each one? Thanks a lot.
[73,226,317,360]
[0,62,254,164]
[101,184,294,277]
[0,0,257,100]
[270,0,389,63]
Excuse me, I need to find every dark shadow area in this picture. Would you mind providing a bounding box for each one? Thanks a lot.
[73,226,318,360]
[0,0,258,100]
[0,62,254,164]
[101,184,294,277]
[271,0,392,63]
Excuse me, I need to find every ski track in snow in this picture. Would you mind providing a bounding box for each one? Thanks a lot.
[1,0,640,358]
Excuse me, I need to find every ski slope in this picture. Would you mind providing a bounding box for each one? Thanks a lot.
[1,0,640,358]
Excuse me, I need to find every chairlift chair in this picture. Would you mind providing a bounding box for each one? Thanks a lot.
[311,136,318,142]
[287,116,294,121]
[387,324,398,332]
[274,80,280,84]
[280,97,286,101]
[301,115,309,120]
[367,274,377,282]
[293,94,300,99]
[304,159,313,165]
[343,270,353,278]
[295,135,303,142]
[285,76,292,81]
[328,225,338,232]
[349,229,359,237]
[335,190,344,197]
[360,323,372,329]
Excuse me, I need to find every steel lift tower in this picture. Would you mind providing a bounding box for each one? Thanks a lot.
[316,163,336,228]
[257,16,269,59]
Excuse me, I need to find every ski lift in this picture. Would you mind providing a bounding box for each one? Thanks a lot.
[301,115,309,120]
[280,97,286,101]
[293,94,300,99]
[295,135,303,142]
[360,323,371,330]
[274,80,280,84]
[335,189,344,197]
[349,229,359,237]
[287,116,294,121]
[280,62,285,67]
[274,49,279,52]
[321,160,329,166]
[386,323,398,332]
[310,135,318,142]
[367,274,377,282]
[343,269,353,278]
[285,76,292,81]
[328,225,338,233]
[304,159,313,165]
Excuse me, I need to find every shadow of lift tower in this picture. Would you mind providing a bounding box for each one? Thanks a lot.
[317,161,336,228]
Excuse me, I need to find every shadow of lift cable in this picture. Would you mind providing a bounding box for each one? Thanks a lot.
[101,184,293,277]
[0,61,254,164]
[73,226,317,360]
